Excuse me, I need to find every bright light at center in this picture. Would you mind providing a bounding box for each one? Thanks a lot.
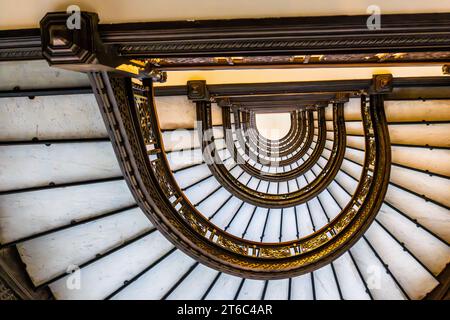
[255,112,291,140]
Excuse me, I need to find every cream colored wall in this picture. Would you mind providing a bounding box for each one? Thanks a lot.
[1,0,450,30]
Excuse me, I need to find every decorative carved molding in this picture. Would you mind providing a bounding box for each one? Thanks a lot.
[425,264,450,300]
[230,109,306,169]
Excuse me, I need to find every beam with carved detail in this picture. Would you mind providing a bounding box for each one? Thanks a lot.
[225,108,312,174]
[39,11,166,81]
[196,100,346,206]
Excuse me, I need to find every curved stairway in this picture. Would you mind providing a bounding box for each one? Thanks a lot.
[0,60,449,300]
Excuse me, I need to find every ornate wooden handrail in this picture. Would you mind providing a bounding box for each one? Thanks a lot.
[86,70,391,278]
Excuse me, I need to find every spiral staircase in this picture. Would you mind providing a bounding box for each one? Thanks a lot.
[0,11,449,300]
